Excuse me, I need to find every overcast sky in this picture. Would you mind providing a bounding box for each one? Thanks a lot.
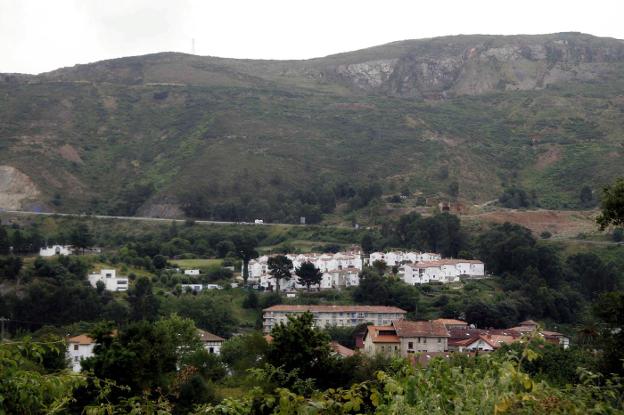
[1,0,623,74]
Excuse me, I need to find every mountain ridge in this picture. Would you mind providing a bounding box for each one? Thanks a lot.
[0,32,623,223]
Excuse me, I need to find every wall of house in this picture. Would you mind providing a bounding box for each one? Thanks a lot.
[203,341,223,355]
[262,311,405,332]
[400,336,447,354]
[363,337,400,357]
[67,343,95,372]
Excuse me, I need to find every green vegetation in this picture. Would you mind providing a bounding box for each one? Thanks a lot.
[0,181,623,412]
[2,34,624,223]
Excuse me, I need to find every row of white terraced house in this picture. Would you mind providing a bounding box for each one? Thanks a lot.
[248,251,485,290]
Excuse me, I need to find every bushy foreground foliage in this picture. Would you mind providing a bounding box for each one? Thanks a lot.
[196,350,623,414]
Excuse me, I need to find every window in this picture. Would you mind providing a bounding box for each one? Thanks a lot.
[209,347,214,354]
[423,338,427,344]
[74,344,79,350]
[438,338,441,343]
[74,356,79,362]
[408,341,414,349]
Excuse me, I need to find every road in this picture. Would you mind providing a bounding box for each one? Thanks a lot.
[0,210,308,227]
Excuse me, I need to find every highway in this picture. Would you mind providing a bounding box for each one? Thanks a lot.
[0,210,306,227]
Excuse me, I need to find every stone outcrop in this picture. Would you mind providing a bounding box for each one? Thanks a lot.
[0,166,41,210]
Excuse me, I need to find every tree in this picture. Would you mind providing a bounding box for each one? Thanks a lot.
[220,332,269,376]
[372,260,387,274]
[448,181,459,200]
[152,254,167,270]
[82,321,177,399]
[215,240,235,258]
[295,261,323,292]
[613,228,624,242]
[579,185,595,208]
[267,255,293,293]
[0,256,22,280]
[128,276,160,321]
[266,312,333,384]
[592,291,624,375]
[69,223,93,254]
[566,253,618,299]
[597,178,624,230]
[155,314,204,364]
[232,235,258,285]
[360,233,374,256]
[0,227,10,255]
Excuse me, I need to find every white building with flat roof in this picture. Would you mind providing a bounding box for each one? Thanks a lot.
[39,245,72,257]
[88,269,129,292]
[262,304,406,333]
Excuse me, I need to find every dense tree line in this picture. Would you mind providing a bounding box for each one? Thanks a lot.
[178,180,383,224]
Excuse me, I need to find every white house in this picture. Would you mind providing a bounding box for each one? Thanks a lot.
[250,251,363,289]
[88,269,129,292]
[181,283,223,293]
[198,329,225,354]
[184,269,200,276]
[320,269,360,289]
[181,284,204,292]
[67,334,96,372]
[401,259,485,285]
[39,245,72,257]
[369,251,442,266]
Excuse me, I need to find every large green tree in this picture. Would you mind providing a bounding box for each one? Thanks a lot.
[82,321,177,400]
[69,223,94,254]
[597,178,624,230]
[295,261,323,291]
[232,235,258,286]
[267,254,293,293]
[128,276,160,321]
[266,312,333,384]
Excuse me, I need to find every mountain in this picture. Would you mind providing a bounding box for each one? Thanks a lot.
[1,32,623,223]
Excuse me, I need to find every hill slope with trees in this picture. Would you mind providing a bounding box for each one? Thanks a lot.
[1,33,624,222]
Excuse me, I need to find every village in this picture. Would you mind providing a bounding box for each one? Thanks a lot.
[50,242,571,375]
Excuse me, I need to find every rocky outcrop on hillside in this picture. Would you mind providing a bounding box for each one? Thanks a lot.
[30,33,624,99]
[324,34,624,97]
[0,166,41,210]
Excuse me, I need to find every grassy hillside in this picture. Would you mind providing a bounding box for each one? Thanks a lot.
[0,33,623,223]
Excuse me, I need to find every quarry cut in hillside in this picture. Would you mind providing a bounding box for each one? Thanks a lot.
[0,166,41,210]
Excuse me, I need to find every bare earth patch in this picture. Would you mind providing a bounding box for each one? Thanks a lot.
[0,166,41,209]
[535,145,562,170]
[58,144,83,164]
[466,209,598,238]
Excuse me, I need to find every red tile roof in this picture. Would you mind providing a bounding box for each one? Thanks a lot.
[330,341,356,357]
[197,329,225,342]
[67,334,95,345]
[263,305,407,314]
[433,318,468,326]
[392,320,450,338]
[365,325,400,343]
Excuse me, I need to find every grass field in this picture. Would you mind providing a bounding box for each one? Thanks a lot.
[169,258,223,269]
